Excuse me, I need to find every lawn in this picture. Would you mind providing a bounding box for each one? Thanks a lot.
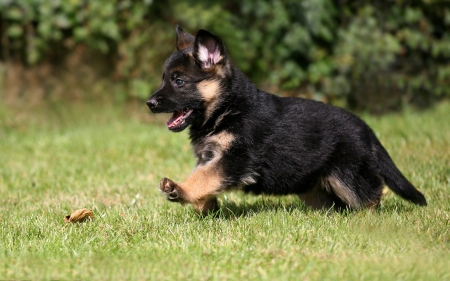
[1,101,449,280]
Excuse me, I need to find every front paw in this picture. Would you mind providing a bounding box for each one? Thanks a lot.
[159,178,182,202]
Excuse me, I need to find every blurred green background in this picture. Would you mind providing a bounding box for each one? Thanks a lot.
[1,0,449,113]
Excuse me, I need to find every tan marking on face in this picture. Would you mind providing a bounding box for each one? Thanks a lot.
[198,80,219,102]
[215,62,230,78]
[197,80,220,120]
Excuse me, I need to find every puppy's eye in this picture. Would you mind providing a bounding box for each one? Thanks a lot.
[175,78,184,86]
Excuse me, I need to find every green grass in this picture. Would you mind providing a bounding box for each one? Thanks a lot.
[1,101,449,280]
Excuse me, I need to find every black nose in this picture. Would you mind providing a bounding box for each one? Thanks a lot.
[146,98,157,109]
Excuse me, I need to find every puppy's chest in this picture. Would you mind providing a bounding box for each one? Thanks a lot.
[192,131,236,165]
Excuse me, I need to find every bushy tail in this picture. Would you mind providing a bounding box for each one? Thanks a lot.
[374,142,427,206]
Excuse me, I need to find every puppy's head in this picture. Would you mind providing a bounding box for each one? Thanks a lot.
[147,26,230,132]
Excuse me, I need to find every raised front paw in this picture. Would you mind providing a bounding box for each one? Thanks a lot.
[159,178,183,202]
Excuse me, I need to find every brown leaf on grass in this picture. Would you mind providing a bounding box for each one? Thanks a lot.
[65,208,94,223]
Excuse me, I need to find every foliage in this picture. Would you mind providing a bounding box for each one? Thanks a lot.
[331,1,450,111]
[0,0,449,111]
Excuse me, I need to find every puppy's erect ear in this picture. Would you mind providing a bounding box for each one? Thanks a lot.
[193,29,226,69]
[176,25,195,51]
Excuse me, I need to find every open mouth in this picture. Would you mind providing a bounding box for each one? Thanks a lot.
[167,108,194,131]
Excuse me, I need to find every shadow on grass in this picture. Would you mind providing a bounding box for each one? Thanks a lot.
[199,196,353,220]
[195,196,420,220]
[217,199,307,219]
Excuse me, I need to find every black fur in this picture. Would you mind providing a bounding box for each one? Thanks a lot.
[147,26,427,214]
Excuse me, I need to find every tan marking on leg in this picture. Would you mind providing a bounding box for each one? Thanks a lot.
[179,131,234,202]
[197,80,220,120]
[178,164,223,203]
[240,173,258,185]
[193,131,235,163]
[165,131,234,213]
[235,171,259,188]
[298,182,338,210]
[325,174,361,208]
[367,200,380,210]
[194,197,219,215]
[367,185,384,210]
[208,131,235,151]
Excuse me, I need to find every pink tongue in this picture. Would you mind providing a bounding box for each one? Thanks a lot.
[167,109,184,128]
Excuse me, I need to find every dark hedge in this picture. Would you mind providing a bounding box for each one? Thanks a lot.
[1,0,449,111]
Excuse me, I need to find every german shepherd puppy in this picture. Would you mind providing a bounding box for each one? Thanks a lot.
[146,26,427,215]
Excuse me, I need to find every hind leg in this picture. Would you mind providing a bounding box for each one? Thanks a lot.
[298,179,348,211]
[323,168,384,209]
